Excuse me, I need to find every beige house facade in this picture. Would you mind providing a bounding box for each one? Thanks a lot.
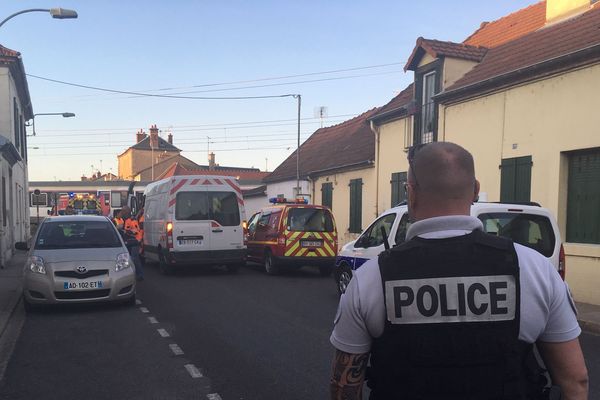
[369,0,600,304]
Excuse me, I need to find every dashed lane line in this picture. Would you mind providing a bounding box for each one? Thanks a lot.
[169,343,184,356]
[139,307,149,313]
[148,316,158,324]
[157,328,170,338]
[207,394,222,400]
[184,364,203,378]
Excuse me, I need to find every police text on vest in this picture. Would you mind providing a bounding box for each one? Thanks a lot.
[385,275,516,324]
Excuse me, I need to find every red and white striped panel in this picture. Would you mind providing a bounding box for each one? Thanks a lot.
[167,177,244,208]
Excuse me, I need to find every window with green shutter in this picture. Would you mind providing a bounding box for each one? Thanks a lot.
[349,178,363,233]
[391,172,407,206]
[567,150,600,244]
[500,156,532,203]
[321,182,333,209]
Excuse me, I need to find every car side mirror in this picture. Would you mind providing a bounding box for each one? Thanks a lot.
[15,242,29,251]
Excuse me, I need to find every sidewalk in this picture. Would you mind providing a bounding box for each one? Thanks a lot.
[0,251,26,341]
[0,250,599,340]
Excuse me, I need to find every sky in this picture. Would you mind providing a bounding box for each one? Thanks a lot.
[0,0,535,181]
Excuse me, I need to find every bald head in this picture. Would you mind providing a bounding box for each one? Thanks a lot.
[407,142,479,221]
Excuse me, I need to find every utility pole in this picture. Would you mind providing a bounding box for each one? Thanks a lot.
[294,94,301,197]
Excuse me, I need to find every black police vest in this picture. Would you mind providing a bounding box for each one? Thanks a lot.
[369,230,546,400]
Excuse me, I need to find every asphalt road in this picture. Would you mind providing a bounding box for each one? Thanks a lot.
[0,262,598,400]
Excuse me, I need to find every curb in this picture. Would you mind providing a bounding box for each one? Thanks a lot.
[0,285,23,341]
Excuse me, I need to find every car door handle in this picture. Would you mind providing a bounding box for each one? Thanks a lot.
[212,229,223,233]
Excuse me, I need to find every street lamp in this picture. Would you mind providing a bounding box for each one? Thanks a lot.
[0,8,78,29]
[29,112,75,136]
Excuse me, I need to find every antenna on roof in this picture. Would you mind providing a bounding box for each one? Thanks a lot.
[314,106,328,128]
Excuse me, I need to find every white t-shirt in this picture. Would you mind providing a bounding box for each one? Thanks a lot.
[330,216,581,355]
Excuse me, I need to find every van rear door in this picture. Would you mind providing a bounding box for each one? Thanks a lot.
[207,190,243,251]
[173,189,212,252]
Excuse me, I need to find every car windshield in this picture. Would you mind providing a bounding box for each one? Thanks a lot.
[478,212,556,257]
[287,208,334,232]
[35,220,122,250]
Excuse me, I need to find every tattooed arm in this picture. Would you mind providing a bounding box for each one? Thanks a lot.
[330,349,369,400]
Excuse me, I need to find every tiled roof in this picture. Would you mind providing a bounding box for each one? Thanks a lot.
[443,5,600,98]
[368,84,414,123]
[0,45,20,58]
[263,108,380,183]
[130,135,180,152]
[136,154,201,177]
[464,1,547,48]
[160,163,269,185]
[405,38,488,71]
[242,184,267,198]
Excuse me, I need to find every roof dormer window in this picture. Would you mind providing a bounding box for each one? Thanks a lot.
[420,71,436,144]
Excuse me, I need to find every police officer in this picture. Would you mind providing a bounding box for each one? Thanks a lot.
[329,142,588,400]
[120,206,144,281]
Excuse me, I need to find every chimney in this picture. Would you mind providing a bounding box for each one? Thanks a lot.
[149,124,159,149]
[209,152,216,170]
[136,129,147,143]
[168,132,173,144]
[81,175,87,181]
[546,0,590,24]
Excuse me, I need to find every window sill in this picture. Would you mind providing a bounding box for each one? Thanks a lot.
[564,242,600,258]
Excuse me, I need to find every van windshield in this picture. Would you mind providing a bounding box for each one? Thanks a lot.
[176,191,241,226]
[287,208,334,232]
[478,212,556,257]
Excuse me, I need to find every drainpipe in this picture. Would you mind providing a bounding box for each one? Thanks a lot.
[370,120,380,216]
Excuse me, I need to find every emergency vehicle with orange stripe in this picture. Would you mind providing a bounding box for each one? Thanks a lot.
[142,175,247,275]
[246,198,338,276]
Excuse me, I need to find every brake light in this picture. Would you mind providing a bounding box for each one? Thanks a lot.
[166,222,174,249]
[558,244,566,280]
[242,221,248,245]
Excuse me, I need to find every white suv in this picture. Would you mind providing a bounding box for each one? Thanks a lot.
[334,202,565,295]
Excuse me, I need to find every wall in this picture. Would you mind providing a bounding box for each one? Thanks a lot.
[0,67,30,265]
[443,58,478,89]
[265,179,311,202]
[375,117,411,214]
[441,62,600,304]
[243,195,269,218]
[313,166,376,246]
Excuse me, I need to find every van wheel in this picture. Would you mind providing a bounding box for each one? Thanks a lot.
[227,262,242,274]
[335,264,353,295]
[159,252,174,276]
[264,251,280,275]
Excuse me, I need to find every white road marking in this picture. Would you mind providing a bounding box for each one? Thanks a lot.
[207,394,222,400]
[157,328,170,337]
[139,307,149,313]
[169,343,184,356]
[135,299,142,305]
[148,316,158,324]
[184,364,203,378]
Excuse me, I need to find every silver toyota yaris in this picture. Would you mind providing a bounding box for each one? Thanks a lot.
[16,215,136,310]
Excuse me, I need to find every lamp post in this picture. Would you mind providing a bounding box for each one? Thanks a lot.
[0,8,77,29]
[29,112,75,136]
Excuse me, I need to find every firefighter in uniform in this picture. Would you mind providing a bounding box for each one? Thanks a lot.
[120,206,144,281]
[329,142,588,400]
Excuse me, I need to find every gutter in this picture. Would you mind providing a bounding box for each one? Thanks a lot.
[370,121,380,216]
[436,43,600,104]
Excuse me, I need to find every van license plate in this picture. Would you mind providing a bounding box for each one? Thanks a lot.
[63,281,103,290]
[301,240,322,248]
[179,239,202,246]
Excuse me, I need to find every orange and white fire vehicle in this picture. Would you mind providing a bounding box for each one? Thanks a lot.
[246,198,338,276]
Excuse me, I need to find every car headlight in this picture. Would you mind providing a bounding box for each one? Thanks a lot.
[27,256,46,274]
[115,252,131,272]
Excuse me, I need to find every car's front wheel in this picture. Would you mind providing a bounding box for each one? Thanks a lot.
[335,264,353,295]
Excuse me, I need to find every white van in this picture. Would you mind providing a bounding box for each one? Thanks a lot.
[143,175,247,274]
